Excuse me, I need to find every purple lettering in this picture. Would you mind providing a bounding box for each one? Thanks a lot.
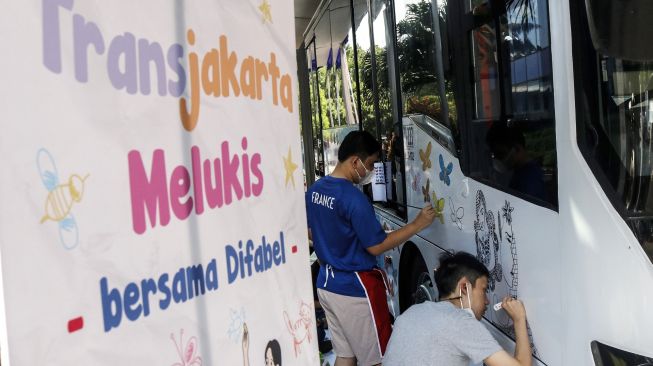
[42,0,73,73]
[73,14,105,82]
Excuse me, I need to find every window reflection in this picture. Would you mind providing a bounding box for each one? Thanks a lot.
[471,24,501,120]
[371,0,394,139]
[465,0,557,205]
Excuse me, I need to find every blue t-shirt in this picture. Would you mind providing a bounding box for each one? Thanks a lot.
[306,176,387,297]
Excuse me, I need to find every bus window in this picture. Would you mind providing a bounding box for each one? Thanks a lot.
[353,2,378,140]
[463,0,557,207]
[465,0,488,14]
[371,0,395,138]
[571,0,653,262]
[306,41,325,177]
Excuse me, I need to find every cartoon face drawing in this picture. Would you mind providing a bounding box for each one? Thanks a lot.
[419,142,432,171]
[283,301,313,357]
[264,339,282,366]
[170,329,202,366]
[438,154,453,186]
[422,178,431,203]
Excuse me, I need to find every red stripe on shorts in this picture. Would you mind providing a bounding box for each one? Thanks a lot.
[356,269,392,356]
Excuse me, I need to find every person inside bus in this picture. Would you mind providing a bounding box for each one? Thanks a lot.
[305,130,436,366]
[486,122,547,202]
[383,252,532,366]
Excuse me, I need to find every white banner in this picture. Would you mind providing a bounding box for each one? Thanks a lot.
[0,1,317,365]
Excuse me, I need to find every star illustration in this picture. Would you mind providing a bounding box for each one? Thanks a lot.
[259,0,273,24]
[283,147,298,188]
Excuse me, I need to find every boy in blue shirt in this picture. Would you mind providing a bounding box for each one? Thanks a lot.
[306,131,435,366]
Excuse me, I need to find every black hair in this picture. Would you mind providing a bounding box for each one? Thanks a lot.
[434,251,490,299]
[485,122,526,154]
[265,339,282,365]
[337,130,382,162]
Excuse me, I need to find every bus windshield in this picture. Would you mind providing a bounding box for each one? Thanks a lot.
[572,0,653,261]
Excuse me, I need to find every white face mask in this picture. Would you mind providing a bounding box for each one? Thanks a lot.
[355,158,374,185]
[459,283,476,319]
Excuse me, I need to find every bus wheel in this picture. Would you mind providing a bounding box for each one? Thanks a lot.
[399,250,435,312]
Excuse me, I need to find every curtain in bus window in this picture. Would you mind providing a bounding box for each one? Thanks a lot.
[471,24,501,120]
[465,0,488,14]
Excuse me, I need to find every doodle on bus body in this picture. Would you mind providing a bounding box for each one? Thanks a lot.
[438,154,453,186]
[419,141,432,171]
[448,197,464,230]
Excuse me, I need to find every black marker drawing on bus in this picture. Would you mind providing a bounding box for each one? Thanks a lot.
[474,190,539,356]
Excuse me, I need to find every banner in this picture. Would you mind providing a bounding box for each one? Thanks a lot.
[0,1,317,364]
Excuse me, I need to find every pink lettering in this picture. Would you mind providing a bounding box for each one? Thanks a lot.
[128,138,264,234]
[128,150,171,234]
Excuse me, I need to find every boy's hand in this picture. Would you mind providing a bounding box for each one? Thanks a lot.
[413,205,436,230]
[501,297,527,323]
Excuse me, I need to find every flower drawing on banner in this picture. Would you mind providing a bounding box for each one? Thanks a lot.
[228,307,247,343]
[283,147,298,189]
[36,148,89,250]
[284,301,313,357]
[258,0,273,23]
[170,329,202,366]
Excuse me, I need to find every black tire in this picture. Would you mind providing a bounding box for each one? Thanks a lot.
[399,249,431,313]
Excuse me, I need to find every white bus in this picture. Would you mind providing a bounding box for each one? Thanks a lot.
[299,0,653,364]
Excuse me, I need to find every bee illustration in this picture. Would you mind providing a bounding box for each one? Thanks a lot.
[432,191,445,224]
[170,328,202,366]
[37,149,88,250]
[419,142,432,171]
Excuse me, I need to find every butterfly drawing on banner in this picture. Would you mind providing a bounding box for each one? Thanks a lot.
[170,329,202,366]
[432,191,445,224]
[422,178,430,202]
[419,142,432,171]
[439,154,453,186]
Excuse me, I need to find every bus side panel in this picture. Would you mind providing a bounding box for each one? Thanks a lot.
[402,119,563,365]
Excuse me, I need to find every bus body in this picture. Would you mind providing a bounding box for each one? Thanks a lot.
[299,0,653,364]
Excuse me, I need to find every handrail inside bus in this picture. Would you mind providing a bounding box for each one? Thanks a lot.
[404,114,457,158]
